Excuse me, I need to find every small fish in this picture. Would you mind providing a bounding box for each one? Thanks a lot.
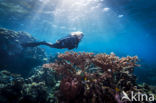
[115,88,120,92]
[21,31,84,50]
[84,77,87,81]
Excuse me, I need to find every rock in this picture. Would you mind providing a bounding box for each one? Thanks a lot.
[0,28,47,76]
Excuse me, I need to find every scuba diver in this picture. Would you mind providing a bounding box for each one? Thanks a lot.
[22,31,84,50]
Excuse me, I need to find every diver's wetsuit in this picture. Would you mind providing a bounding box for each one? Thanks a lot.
[52,35,80,49]
[22,34,83,50]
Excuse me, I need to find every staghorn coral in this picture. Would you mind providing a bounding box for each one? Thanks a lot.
[92,52,138,73]
[58,52,94,70]
[43,51,145,103]
[43,52,94,77]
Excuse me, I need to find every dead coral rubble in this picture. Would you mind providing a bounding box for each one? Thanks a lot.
[43,51,145,103]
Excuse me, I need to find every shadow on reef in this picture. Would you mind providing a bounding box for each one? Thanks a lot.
[0,51,156,103]
[0,28,47,76]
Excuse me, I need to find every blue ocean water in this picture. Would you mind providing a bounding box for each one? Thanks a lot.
[0,0,156,84]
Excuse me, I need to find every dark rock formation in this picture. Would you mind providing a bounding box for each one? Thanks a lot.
[0,28,47,76]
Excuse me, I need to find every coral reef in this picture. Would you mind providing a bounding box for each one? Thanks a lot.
[43,51,155,103]
[0,67,57,103]
[0,51,155,103]
[0,28,47,76]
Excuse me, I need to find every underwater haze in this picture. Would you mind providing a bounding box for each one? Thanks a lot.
[0,0,156,84]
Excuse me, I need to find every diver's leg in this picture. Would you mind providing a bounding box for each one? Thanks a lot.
[50,42,62,49]
[21,42,41,47]
[21,41,54,48]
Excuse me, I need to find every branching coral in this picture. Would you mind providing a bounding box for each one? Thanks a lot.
[60,77,83,101]
[43,51,139,103]
[43,52,94,77]
[92,52,138,73]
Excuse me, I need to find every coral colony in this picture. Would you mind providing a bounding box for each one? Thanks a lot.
[42,51,147,103]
